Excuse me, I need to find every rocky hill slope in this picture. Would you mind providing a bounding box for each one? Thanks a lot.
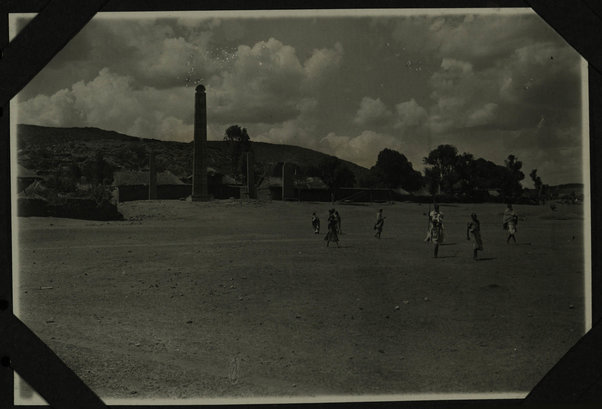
[16,124,369,183]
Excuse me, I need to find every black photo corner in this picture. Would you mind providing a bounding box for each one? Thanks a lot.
[0,0,601,408]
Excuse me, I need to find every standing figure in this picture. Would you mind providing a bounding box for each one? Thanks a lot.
[503,203,519,244]
[334,210,342,235]
[430,209,444,257]
[324,209,340,247]
[425,204,444,243]
[374,208,386,238]
[466,213,484,260]
[311,212,320,234]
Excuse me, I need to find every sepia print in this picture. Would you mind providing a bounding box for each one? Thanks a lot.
[9,8,590,405]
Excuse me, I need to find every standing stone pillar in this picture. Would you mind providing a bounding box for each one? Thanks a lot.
[192,84,209,201]
[282,162,295,201]
[246,151,256,199]
[148,150,157,200]
[281,162,287,200]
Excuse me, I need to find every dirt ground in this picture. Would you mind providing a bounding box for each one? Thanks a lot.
[14,199,586,402]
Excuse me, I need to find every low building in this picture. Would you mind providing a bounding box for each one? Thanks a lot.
[113,170,190,202]
[182,167,243,199]
[17,164,42,193]
[258,175,399,203]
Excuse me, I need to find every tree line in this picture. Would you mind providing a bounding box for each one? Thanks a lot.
[225,125,550,203]
[313,144,536,203]
[23,124,547,205]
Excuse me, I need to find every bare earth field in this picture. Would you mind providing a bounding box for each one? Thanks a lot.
[14,200,586,402]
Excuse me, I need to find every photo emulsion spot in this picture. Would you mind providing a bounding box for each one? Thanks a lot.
[10,8,590,405]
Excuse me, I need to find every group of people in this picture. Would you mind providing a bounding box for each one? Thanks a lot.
[312,203,520,259]
[425,203,519,260]
[313,208,383,247]
[312,209,343,247]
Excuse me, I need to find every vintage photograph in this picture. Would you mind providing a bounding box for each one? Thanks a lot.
[10,8,589,404]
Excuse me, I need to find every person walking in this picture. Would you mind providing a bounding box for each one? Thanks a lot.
[374,208,386,238]
[466,213,484,260]
[311,212,320,234]
[425,204,444,244]
[503,203,519,244]
[430,208,444,258]
[334,210,342,235]
[324,209,340,247]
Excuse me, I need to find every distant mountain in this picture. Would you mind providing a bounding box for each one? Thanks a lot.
[16,124,369,183]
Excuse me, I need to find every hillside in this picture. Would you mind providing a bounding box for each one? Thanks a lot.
[16,124,369,183]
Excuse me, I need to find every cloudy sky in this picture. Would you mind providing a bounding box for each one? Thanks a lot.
[12,9,585,186]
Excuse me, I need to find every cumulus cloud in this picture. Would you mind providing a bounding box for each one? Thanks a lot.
[207,38,305,123]
[253,92,430,169]
[17,89,81,127]
[426,38,580,135]
[466,102,498,127]
[319,130,401,168]
[499,42,581,107]
[353,97,393,128]
[19,29,345,143]
[253,97,320,147]
[19,68,196,141]
[135,36,217,87]
[207,38,343,124]
[352,96,428,135]
[373,10,583,163]
[319,129,426,169]
[303,42,344,85]
[15,14,584,185]
[83,19,220,90]
[254,119,316,147]
[394,98,428,129]
[388,13,566,70]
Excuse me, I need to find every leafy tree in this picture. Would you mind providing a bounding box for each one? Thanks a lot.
[529,169,542,189]
[423,148,525,201]
[505,154,523,174]
[358,170,381,188]
[471,158,503,190]
[530,169,543,203]
[453,152,477,198]
[336,167,356,188]
[529,169,549,204]
[224,125,252,181]
[370,148,423,192]
[423,144,459,194]
[501,154,524,201]
[224,124,251,144]
[318,156,356,193]
[424,167,441,197]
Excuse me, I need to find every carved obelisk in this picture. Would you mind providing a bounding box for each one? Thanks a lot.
[192,84,209,201]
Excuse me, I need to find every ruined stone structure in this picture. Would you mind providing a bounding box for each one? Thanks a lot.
[192,84,209,201]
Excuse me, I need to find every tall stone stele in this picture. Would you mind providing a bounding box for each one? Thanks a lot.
[192,84,209,201]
